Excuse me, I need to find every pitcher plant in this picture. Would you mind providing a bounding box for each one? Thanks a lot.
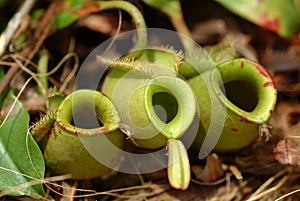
[101,47,198,190]
[31,89,123,179]
[188,58,277,153]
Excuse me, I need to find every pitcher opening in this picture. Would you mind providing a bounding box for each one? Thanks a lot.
[71,105,104,129]
[152,92,178,123]
[145,76,197,139]
[211,58,277,124]
[222,80,258,112]
[56,89,120,135]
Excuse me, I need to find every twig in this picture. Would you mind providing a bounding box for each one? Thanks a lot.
[0,0,61,95]
[0,0,36,56]
[61,181,78,201]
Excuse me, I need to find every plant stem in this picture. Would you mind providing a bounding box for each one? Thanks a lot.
[37,48,49,96]
[97,1,148,50]
[168,14,196,53]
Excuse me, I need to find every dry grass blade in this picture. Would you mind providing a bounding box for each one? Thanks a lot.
[46,183,169,200]
[246,167,292,201]
[275,188,300,201]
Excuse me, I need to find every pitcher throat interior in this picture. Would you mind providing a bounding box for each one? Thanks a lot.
[221,80,258,112]
[152,92,179,123]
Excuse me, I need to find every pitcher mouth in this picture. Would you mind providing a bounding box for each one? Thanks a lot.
[144,76,197,139]
[210,59,277,124]
[56,89,120,135]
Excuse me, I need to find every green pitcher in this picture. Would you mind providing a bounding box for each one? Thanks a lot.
[100,48,197,149]
[102,69,196,149]
[188,58,277,153]
[32,89,123,179]
[100,48,197,190]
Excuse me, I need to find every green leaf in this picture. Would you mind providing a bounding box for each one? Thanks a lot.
[31,9,45,21]
[215,0,300,38]
[143,0,181,17]
[0,98,45,198]
[71,0,85,9]
[53,0,84,30]
[54,11,79,29]
[167,139,190,190]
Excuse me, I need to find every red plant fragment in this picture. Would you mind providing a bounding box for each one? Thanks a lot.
[259,13,280,34]
[240,61,244,68]
[273,140,300,166]
[75,4,101,16]
[263,81,275,88]
[239,114,252,124]
[231,128,238,132]
[255,63,271,78]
